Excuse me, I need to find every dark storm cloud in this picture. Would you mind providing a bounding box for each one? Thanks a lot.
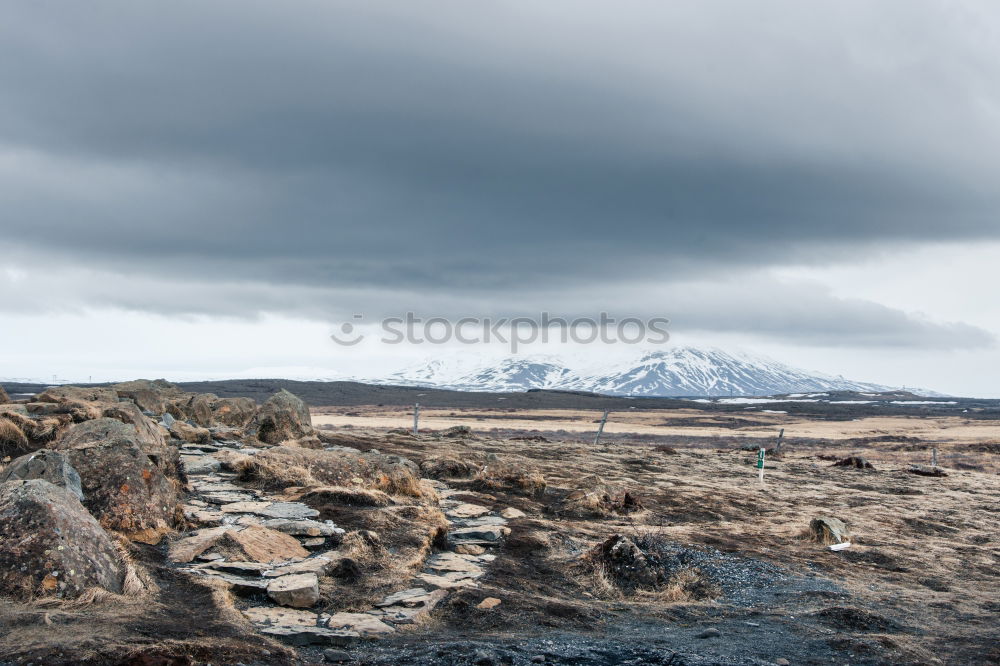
[1,1,998,346]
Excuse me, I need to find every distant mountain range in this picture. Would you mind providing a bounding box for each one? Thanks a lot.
[377,347,904,397]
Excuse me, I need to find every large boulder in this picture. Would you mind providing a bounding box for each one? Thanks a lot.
[27,385,116,423]
[112,379,183,415]
[185,393,218,427]
[253,390,313,445]
[35,385,119,405]
[212,397,257,428]
[54,431,179,541]
[0,479,124,599]
[55,416,181,483]
[168,420,212,444]
[0,450,83,500]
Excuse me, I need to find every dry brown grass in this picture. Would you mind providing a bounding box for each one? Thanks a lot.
[236,455,319,491]
[475,459,546,496]
[0,418,29,458]
[300,485,392,507]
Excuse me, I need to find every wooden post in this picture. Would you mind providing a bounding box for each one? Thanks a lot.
[593,409,609,446]
[757,447,766,483]
[413,403,420,436]
[932,446,938,468]
[775,428,785,454]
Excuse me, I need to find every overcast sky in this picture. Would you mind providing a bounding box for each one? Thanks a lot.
[2,1,999,395]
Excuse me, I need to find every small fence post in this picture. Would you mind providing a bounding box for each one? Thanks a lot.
[931,446,938,468]
[757,447,766,483]
[413,403,420,436]
[775,428,785,454]
[593,409,609,446]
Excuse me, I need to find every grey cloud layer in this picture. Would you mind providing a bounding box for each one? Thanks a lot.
[1,1,998,346]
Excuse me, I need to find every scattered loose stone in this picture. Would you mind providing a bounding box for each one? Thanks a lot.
[267,572,320,608]
[810,516,850,545]
[697,627,721,638]
[500,507,526,519]
[775,660,790,666]
[477,597,502,610]
[324,649,354,663]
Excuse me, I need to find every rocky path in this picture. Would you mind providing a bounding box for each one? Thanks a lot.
[171,438,509,647]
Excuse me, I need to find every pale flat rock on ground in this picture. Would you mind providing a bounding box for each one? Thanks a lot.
[267,572,320,608]
[220,501,319,520]
[243,606,395,641]
[170,526,230,563]
[227,525,310,563]
[243,607,360,647]
[170,525,309,563]
[324,612,397,638]
[416,572,481,590]
[264,552,340,577]
[445,503,492,519]
[259,518,342,537]
[425,553,488,573]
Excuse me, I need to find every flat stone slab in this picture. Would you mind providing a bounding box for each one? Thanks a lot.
[182,505,225,526]
[184,568,269,593]
[446,503,492,519]
[258,625,359,647]
[376,587,430,607]
[500,507,526,519]
[426,553,487,574]
[229,525,310,563]
[264,552,340,578]
[259,518,342,537]
[206,560,270,576]
[203,491,259,505]
[182,455,221,475]
[169,527,230,563]
[460,516,508,527]
[268,572,320,608]
[244,607,359,646]
[378,587,448,610]
[220,501,320,520]
[416,572,480,590]
[323,612,397,638]
[451,525,505,542]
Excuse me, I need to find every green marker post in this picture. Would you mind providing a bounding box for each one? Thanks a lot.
[757,447,766,483]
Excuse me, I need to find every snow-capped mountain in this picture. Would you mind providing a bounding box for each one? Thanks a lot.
[375,347,896,397]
